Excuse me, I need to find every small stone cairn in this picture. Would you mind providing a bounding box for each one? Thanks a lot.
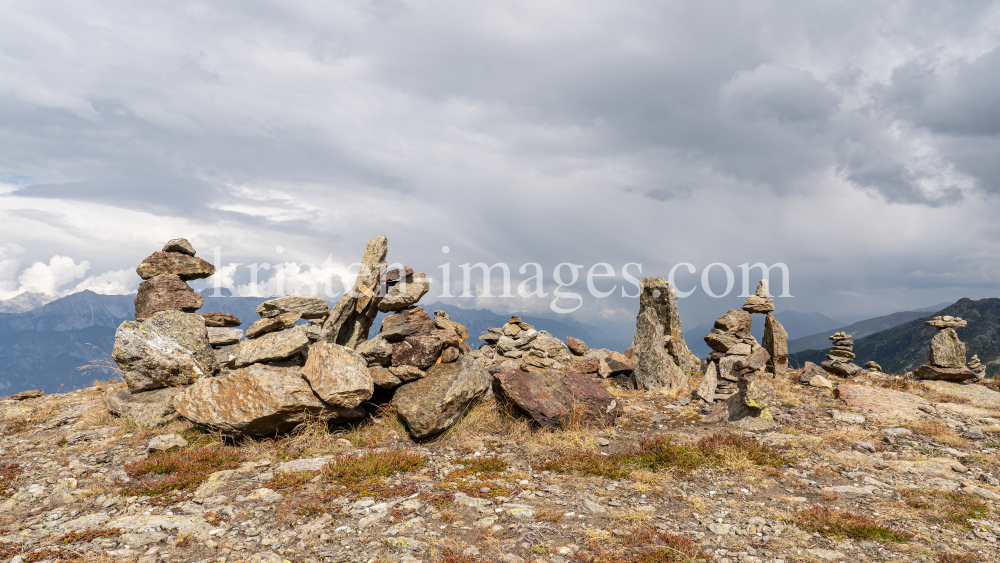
[913,316,980,382]
[821,331,861,377]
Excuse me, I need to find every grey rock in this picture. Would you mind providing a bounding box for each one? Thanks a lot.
[713,309,752,337]
[379,306,434,342]
[148,434,188,451]
[929,327,966,368]
[369,366,403,390]
[378,272,430,312]
[799,361,828,383]
[233,325,310,368]
[320,234,387,348]
[246,312,302,338]
[913,364,978,382]
[300,342,374,408]
[104,387,184,428]
[113,311,217,392]
[134,273,204,321]
[632,277,695,392]
[256,296,330,320]
[207,327,243,347]
[356,335,393,367]
[391,355,491,439]
[695,362,717,403]
[162,238,196,256]
[136,251,215,281]
[763,313,788,377]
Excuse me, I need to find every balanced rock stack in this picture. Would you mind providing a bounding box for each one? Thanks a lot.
[821,332,861,377]
[133,238,214,321]
[742,280,775,314]
[913,316,978,382]
[701,342,775,430]
[698,309,755,403]
[967,355,986,382]
[740,281,788,378]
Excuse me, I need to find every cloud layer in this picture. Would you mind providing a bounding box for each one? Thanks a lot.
[2,1,1000,329]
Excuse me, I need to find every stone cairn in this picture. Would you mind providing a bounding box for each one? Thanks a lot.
[821,331,861,377]
[913,316,981,382]
[697,281,786,429]
[109,234,503,441]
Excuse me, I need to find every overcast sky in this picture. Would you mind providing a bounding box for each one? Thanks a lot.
[2,1,1000,333]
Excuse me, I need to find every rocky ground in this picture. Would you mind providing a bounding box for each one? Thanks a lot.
[2,370,1000,563]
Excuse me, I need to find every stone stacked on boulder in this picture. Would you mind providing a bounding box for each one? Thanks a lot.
[913,316,978,382]
[821,331,861,377]
[630,277,699,392]
[133,239,215,322]
[741,280,775,314]
[865,361,883,374]
[320,234,388,348]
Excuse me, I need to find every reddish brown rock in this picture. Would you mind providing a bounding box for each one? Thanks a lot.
[566,357,599,374]
[136,251,215,281]
[135,274,204,321]
[380,306,434,342]
[391,355,492,439]
[734,347,770,374]
[440,346,460,363]
[199,312,241,327]
[392,335,444,369]
[566,336,589,356]
[492,369,623,429]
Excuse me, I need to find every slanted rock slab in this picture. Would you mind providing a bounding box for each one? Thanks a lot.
[492,369,623,429]
[300,341,374,408]
[256,296,330,320]
[391,355,491,439]
[136,251,215,281]
[233,325,310,367]
[834,384,932,423]
[104,386,184,427]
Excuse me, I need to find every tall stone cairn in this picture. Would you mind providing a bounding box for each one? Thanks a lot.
[913,316,978,382]
[821,331,861,377]
[631,277,700,393]
[133,238,214,321]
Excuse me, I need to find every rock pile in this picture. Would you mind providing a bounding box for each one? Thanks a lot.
[821,331,861,377]
[630,277,700,393]
[133,238,215,321]
[697,309,754,403]
[968,354,986,381]
[914,316,979,382]
[741,279,775,314]
[702,345,775,430]
[865,361,883,374]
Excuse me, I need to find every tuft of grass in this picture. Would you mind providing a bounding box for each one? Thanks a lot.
[265,470,319,492]
[58,528,122,544]
[0,464,23,497]
[1,419,30,437]
[903,490,990,527]
[538,433,789,478]
[419,491,455,510]
[434,547,478,563]
[792,505,912,543]
[448,456,508,480]
[320,450,425,499]
[121,446,244,496]
[937,553,985,563]
[572,526,710,563]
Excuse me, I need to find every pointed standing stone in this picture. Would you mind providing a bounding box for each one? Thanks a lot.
[763,313,788,377]
[320,234,388,348]
[631,277,699,393]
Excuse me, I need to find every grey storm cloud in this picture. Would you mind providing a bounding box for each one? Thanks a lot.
[2,0,1000,329]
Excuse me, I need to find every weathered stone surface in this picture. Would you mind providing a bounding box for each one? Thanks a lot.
[391,355,491,439]
[632,277,699,382]
[925,316,967,329]
[172,364,364,437]
[434,311,470,341]
[356,335,393,367]
[835,384,932,422]
[8,389,43,400]
[207,327,243,347]
[714,310,752,338]
[865,361,882,372]
[214,344,240,369]
[385,266,414,285]
[566,336,589,356]
[392,336,444,369]
[821,360,861,377]
[718,355,741,382]
[913,364,978,382]
[809,374,834,388]
[696,362,718,403]
[300,342,374,408]
[380,307,434,342]
[440,346,460,363]
[763,313,788,377]
[828,349,856,360]
[566,357,599,374]
[799,361,828,384]
[704,331,740,353]
[492,369,623,429]
[135,274,204,321]
[200,312,241,327]
[726,342,752,356]
[702,372,776,430]
[247,312,302,339]
[929,328,966,368]
[137,251,215,281]
[378,272,430,313]
[389,365,426,382]
[734,347,770,374]
[320,234,388,348]
[920,380,1000,409]
[741,295,775,314]
[113,311,217,392]
[369,366,403,390]
[162,238,196,256]
[104,387,183,428]
[527,332,571,358]
[148,434,188,451]
[233,325,310,368]
[257,296,330,320]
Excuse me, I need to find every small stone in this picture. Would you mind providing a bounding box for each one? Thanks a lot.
[8,389,44,400]
[137,251,215,281]
[246,312,302,338]
[440,346,461,363]
[148,434,188,451]
[199,312,241,327]
[566,336,589,356]
[924,317,967,329]
[831,410,866,424]
[864,361,882,372]
[809,374,834,388]
[300,341,374,408]
[929,328,966,368]
[162,238,197,256]
[256,296,330,320]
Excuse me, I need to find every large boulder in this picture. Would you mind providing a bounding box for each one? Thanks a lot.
[380,306,435,341]
[113,311,217,393]
[104,387,184,428]
[300,342,374,408]
[134,274,204,321]
[714,309,752,337]
[233,325,310,367]
[256,296,330,320]
[171,364,365,438]
[136,251,215,281]
[763,313,788,377]
[320,234,387,348]
[492,369,623,429]
[913,364,979,382]
[378,271,430,313]
[929,328,966,368]
[631,277,699,392]
[391,355,491,439]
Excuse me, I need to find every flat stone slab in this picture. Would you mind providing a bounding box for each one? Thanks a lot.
[934,402,998,420]
[834,384,931,423]
[920,380,1000,410]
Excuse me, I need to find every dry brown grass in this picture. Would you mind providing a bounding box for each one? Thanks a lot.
[819,425,882,451]
[906,420,971,449]
[343,405,408,448]
[236,418,355,462]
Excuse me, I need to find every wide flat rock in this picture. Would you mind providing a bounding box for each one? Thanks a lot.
[834,384,931,423]
[920,380,1000,410]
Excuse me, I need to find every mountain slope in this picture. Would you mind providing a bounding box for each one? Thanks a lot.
[788,310,935,354]
[0,326,119,394]
[0,292,59,313]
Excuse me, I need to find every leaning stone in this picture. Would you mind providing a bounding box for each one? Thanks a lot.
[356,335,393,367]
[199,312,241,327]
[320,234,388,348]
[172,364,365,438]
[696,362,718,403]
[207,327,243,347]
[256,296,330,320]
[392,336,444,369]
[246,312,302,338]
[8,389,44,400]
[136,251,215,281]
[378,272,430,313]
[233,325,310,368]
[104,387,183,428]
[799,361,828,383]
[762,313,788,377]
[300,342,374,408]
[493,369,622,430]
[135,274,204,321]
[380,306,434,342]
[113,311,217,393]
[913,364,978,382]
[391,355,492,439]
[162,238,197,256]
[385,266,414,285]
[566,336,589,356]
[929,328,966,368]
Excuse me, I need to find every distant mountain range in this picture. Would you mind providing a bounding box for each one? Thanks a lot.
[787,310,933,354]
[790,297,1000,376]
[687,309,846,359]
[0,292,58,313]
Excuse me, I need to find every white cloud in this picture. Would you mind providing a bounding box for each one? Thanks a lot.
[16,255,90,296]
[72,268,137,295]
[235,261,347,299]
